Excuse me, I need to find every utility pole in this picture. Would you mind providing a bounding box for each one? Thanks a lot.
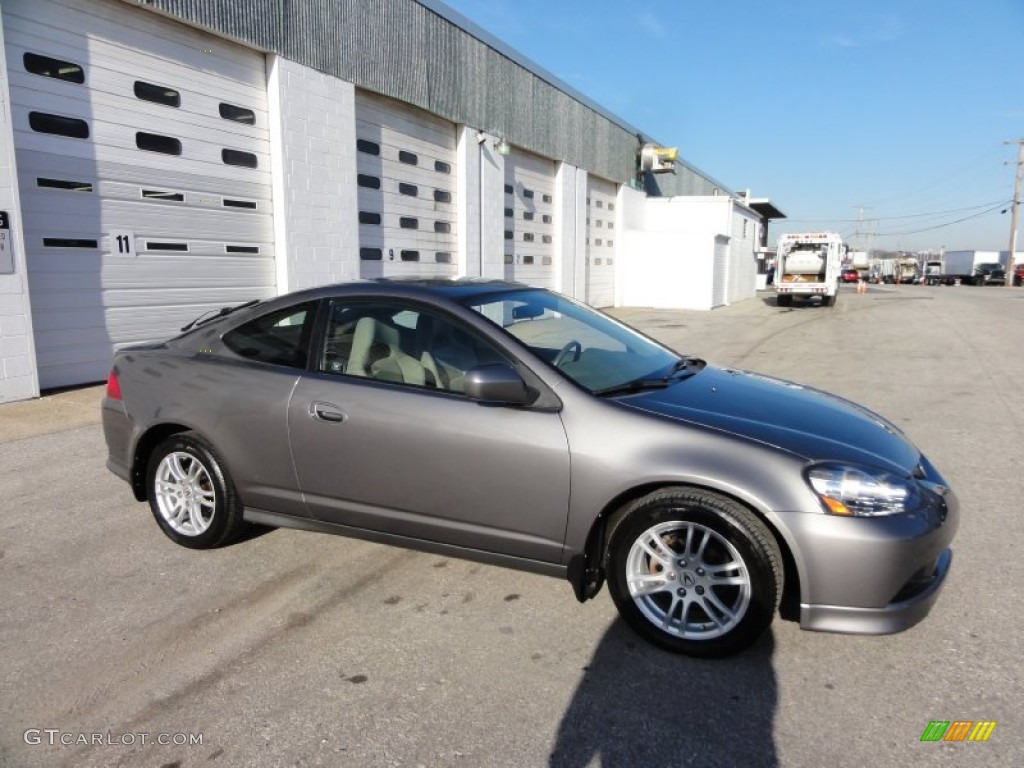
[1006,139,1024,287]
[852,205,875,253]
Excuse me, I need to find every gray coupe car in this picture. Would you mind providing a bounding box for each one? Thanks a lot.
[102,279,958,657]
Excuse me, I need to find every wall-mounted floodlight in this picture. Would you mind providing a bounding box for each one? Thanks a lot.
[494,137,512,156]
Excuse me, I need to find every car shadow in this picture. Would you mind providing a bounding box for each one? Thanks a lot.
[236,522,276,544]
[549,620,778,768]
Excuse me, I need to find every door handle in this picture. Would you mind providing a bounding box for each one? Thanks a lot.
[310,402,346,423]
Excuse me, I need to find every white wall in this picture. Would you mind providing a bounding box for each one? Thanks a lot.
[455,126,480,277]
[0,11,39,402]
[619,227,716,310]
[617,194,764,310]
[267,55,359,293]
[618,196,726,310]
[477,133,507,280]
[727,202,761,304]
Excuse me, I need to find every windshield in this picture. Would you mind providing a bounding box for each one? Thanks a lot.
[462,289,681,392]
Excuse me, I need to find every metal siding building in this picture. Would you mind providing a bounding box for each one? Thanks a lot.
[0,0,764,400]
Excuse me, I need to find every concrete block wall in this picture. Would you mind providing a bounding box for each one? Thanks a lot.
[0,12,38,403]
[455,126,481,277]
[478,136,507,280]
[267,55,360,293]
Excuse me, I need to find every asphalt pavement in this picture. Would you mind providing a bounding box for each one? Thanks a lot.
[1,283,1021,768]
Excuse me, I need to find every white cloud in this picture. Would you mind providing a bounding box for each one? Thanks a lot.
[830,35,861,48]
[824,13,903,49]
[638,12,668,40]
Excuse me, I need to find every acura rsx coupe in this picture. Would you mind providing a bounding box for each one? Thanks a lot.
[102,279,958,657]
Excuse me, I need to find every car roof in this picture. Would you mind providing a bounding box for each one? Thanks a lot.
[178,278,540,337]
[268,277,538,306]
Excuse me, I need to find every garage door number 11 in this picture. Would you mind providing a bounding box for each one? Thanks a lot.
[111,230,136,257]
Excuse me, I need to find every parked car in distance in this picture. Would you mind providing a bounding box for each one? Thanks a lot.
[102,279,958,658]
[1013,263,1023,287]
[841,269,860,284]
[973,262,1006,286]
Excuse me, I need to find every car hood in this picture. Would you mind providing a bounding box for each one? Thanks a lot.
[619,365,920,475]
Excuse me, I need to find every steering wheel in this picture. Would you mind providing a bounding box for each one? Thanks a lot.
[553,340,582,368]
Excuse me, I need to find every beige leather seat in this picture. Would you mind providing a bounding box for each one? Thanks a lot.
[346,317,431,386]
[413,312,479,392]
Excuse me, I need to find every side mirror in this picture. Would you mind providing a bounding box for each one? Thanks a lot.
[463,364,534,405]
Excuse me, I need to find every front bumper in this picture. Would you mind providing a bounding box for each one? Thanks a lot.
[800,548,952,634]
[787,484,958,635]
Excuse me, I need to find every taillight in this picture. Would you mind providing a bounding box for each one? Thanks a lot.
[106,370,122,400]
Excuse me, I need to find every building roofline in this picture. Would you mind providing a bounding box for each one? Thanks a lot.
[417,0,648,140]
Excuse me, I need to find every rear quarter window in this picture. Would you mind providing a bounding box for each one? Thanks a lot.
[222,302,317,368]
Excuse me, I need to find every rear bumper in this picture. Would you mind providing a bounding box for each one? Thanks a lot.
[101,397,133,483]
[776,284,831,295]
[800,548,952,634]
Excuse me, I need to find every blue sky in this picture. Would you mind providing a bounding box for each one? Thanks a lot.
[439,0,1024,252]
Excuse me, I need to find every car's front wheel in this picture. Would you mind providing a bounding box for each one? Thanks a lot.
[146,432,247,549]
[606,488,782,658]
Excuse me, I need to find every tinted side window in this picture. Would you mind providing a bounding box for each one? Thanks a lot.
[319,301,507,394]
[223,302,316,369]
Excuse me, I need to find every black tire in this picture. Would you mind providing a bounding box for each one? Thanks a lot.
[605,488,782,658]
[776,294,792,307]
[146,431,247,549]
[821,294,835,307]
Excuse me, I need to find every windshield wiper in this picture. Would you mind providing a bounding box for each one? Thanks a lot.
[593,356,705,397]
[593,378,673,397]
[180,299,261,332]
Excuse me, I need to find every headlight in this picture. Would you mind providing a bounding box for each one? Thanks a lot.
[806,463,920,517]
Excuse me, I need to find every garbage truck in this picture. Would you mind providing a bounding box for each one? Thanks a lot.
[775,232,844,307]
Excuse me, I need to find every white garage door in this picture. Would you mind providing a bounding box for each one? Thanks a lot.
[504,149,556,289]
[355,91,458,279]
[4,0,276,388]
[585,176,617,307]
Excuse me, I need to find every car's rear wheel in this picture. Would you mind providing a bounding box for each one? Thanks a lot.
[776,294,792,307]
[147,432,246,549]
[606,488,782,658]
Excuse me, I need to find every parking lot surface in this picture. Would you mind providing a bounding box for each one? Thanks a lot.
[1,284,1021,767]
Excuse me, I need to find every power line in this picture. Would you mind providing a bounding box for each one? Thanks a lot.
[786,199,1007,224]
[873,201,1009,237]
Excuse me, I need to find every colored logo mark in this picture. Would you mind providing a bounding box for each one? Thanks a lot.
[920,720,996,742]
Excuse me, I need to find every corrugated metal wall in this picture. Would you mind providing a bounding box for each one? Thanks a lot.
[642,166,733,197]
[126,0,727,194]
